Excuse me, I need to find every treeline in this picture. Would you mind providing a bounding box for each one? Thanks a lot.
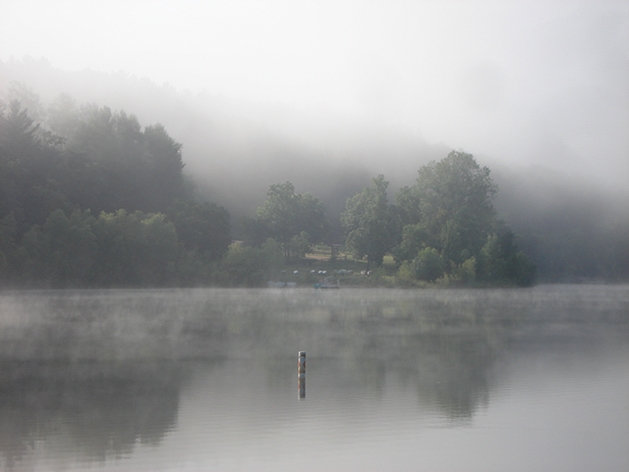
[341,152,536,286]
[0,98,235,287]
[239,152,536,286]
[7,88,625,287]
[0,94,535,287]
[2,61,628,284]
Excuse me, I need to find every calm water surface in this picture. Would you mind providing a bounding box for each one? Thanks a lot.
[1,285,628,471]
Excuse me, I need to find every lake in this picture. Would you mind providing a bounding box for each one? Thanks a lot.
[1,285,628,471]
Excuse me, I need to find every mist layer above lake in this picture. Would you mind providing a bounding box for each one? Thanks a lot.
[0,285,627,471]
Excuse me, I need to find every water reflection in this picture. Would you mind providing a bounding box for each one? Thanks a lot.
[298,351,306,399]
[0,360,191,469]
[0,286,627,470]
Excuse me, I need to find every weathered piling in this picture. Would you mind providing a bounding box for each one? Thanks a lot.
[298,351,306,399]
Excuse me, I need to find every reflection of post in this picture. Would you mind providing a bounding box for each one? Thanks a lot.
[298,351,306,399]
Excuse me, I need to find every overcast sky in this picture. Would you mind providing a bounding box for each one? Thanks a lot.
[1,0,628,185]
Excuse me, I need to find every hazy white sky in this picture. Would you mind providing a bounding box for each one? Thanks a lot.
[1,0,628,182]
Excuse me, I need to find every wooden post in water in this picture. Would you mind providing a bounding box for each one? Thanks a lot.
[298,351,306,399]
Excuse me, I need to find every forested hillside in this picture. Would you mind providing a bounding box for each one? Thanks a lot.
[0,99,231,287]
[1,62,628,285]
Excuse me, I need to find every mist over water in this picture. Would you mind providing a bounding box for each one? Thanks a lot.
[1,2,628,467]
[1,286,628,471]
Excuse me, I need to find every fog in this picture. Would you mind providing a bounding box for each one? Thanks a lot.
[1,1,628,263]
[2,1,627,174]
[1,287,628,469]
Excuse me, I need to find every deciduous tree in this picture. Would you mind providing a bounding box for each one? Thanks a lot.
[411,150,497,259]
[256,182,328,253]
[169,199,230,261]
[341,175,399,269]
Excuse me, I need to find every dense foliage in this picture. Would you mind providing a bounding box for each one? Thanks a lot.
[245,181,329,258]
[0,98,231,287]
[342,152,536,286]
[2,62,628,283]
[340,175,399,269]
[4,80,617,288]
[0,95,537,289]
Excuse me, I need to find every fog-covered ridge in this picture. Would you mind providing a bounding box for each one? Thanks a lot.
[1,58,628,282]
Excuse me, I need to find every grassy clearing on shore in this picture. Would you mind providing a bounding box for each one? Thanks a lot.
[277,247,403,287]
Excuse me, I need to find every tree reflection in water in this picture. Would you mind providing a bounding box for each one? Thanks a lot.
[0,286,626,469]
[0,360,192,468]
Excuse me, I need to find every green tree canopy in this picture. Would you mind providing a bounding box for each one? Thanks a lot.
[91,210,179,287]
[341,175,399,269]
[404,150,498,261]
[219,239,284,287]
[393,151,535,286]
[0,100,69,234]
[0,99,187,238]
[477,227,536,286]
[1,99,41,155]
[67,106,185,213]
[255,182,329,251]
[168,199,231,261]
[0,94,230,288]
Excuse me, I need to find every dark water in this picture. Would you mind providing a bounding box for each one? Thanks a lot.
[1,285,628,471]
